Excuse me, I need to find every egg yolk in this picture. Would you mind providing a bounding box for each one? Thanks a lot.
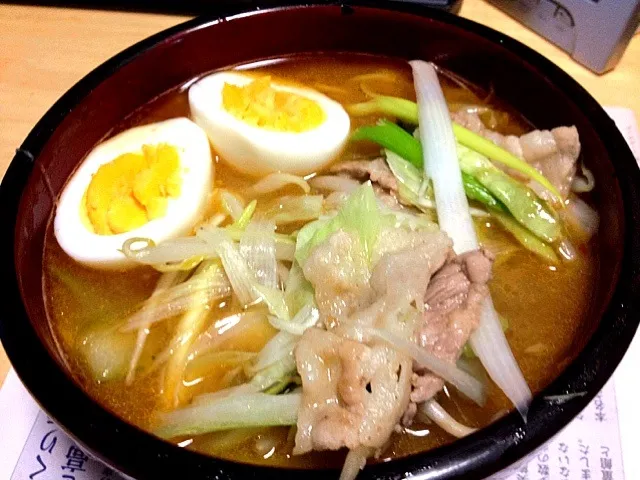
[222,76,326,132]
[84,144,181,235]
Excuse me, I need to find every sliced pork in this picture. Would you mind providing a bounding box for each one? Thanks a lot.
[410,249,493,406]
[329,158,408,210]
[452,110,581,200]
[294,328,412,454]
[295,224,493,458]
[295,228,451,455]
[330,158,398,192]
[302,230,372,320]
[370,231,451,308]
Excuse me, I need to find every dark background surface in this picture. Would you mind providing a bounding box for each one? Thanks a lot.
[2,0,463,15]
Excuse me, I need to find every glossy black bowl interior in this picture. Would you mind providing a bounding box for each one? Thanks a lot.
[1,2,639,479]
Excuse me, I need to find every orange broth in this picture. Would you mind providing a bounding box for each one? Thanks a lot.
[43,55,597,467]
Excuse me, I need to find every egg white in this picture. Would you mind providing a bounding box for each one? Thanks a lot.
[188,72,350,176]
[54,117,213,270]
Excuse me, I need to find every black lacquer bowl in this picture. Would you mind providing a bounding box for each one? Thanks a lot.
[1,2,639,479]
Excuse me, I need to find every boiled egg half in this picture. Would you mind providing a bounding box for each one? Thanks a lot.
[54,118,213,269]
[189,72,350,176]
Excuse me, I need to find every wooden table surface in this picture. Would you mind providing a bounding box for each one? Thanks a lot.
[1,1,639,387]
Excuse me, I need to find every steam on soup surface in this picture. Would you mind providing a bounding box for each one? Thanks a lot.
[44,55,598,477]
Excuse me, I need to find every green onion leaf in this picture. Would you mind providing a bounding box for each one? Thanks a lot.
[348,96,419,124]
[462,172,507,212]
[352,120,423,168]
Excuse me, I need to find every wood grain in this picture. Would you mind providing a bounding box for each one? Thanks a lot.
[1,1,638,387]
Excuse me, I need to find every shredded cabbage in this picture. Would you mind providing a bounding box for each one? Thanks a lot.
[269,302,320,336]
[162,260,224,407]
[385,150,491,218]
[295,183,381,264]
[253,283,290,320]
[458,144,561,243]
[240,221,278,289]
[284,261,315,316]
[261,195,324,225]
[248,172,311,196]
[79,325,135,382]
[385,149,433,209]
[250,352,297,392]
[220,190,246,222]
[251,330,297,373]
[197,228,258,306]
[154,392,300,439]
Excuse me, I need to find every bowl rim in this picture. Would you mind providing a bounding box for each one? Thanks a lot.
[1,2,639,479]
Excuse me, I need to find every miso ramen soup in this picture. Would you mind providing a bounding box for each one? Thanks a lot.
[43,55,598,477]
